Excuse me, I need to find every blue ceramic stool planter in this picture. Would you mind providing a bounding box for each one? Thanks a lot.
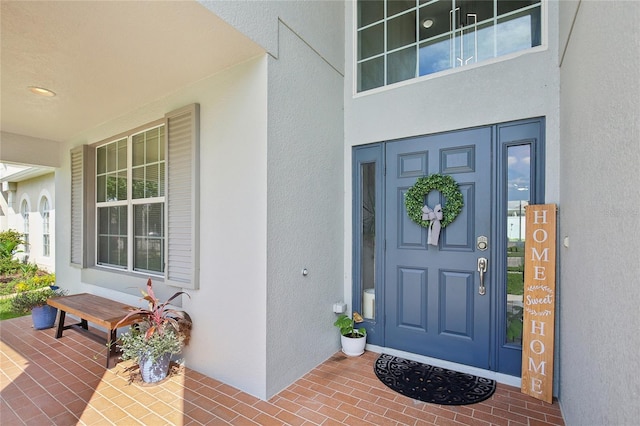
[32,305,58,330]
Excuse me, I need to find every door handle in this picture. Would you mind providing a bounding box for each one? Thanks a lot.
[477,257,488,295]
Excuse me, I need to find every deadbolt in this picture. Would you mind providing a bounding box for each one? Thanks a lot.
[477,236,488,251]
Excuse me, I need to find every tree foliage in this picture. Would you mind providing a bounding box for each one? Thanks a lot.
[0,229,24,260]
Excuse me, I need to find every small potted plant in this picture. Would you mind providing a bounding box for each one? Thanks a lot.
[334,312,366,356]
[10,287,67,329]
[116,278,192,383]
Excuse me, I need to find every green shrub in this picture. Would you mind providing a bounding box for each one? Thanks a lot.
[19,262,40,276]
[0,273,56,296]
[0,258,22,276]
[10,288,67,314]
[0,298,26,321]
[0,230,25,260]
[119,324,184,364]
[12,273,56,292]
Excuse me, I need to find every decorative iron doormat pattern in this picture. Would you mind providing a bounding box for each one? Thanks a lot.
[373,354,496,405]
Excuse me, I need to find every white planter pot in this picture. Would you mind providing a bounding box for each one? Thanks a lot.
[341,334,366,357]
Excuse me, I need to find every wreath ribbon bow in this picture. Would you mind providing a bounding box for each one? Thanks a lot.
[404,174,464,248]
[422,204,443,246]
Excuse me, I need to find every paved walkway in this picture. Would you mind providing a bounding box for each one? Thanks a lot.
[0,315,564,425]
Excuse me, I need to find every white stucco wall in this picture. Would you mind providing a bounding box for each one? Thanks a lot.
[1,173,55,271]
[55,56,271,398]
[265,23,345,398]
[558,1,640,424]
[12,174,56,271]
[202,0,346,398]
[200,0,345,75]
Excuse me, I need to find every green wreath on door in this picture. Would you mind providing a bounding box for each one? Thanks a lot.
[404,174,464,228]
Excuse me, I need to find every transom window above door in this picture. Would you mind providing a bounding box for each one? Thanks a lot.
[357,0,542,92]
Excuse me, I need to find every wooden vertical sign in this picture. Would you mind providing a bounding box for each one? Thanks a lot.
[521,204,557,403]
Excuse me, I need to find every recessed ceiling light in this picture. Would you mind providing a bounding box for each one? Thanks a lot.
[423,18,434,29]
[28,86,56,97]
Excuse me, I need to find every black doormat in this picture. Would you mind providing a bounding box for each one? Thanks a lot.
[374,354,496,405]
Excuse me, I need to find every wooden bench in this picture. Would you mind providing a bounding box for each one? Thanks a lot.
[47,293,141,368]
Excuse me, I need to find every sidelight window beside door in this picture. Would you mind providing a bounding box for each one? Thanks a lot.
[505,144,531,345]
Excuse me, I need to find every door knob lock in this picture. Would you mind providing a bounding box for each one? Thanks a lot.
[477,257,488,295]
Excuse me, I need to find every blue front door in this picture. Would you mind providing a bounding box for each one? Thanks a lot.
[384,127,492,369]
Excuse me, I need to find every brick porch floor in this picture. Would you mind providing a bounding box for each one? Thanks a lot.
[0,315,564,425]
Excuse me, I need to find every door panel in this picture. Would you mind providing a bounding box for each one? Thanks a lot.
[439,270,474,338]
[397,267,427,329]
[441,182,474,249]
[385,128,492,369]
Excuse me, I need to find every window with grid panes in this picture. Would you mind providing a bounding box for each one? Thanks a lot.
[95,125,165,274]
[357,0,542,92]
[71,104,199,289]
[21,200,30,254]
[41,197,50,257]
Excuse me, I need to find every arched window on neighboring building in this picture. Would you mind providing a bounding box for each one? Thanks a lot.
[21,199,29,254]
[40,197,50,257]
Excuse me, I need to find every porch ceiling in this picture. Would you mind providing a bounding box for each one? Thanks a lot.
[0,0,263,144]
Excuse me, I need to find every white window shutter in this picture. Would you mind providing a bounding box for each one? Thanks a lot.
[70,144,94,267]
[165,104,200,289]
